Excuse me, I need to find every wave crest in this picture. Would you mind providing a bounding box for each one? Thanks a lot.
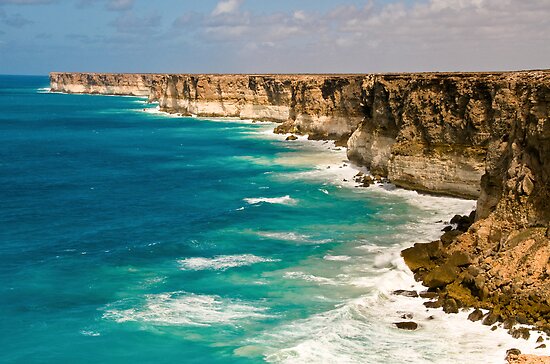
[103,292,272,327]
[178,254,279,271]
[244,195,297,205]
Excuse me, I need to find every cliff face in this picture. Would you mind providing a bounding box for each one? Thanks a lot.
[401,72,550,332]
[348,72,550,199]
[156,74,365,141]
[49,72,165,97]
[52,71,548,199]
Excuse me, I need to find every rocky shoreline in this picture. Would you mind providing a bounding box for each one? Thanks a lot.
[50,71,550,361]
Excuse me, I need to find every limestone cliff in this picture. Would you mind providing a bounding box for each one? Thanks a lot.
[49,72,165,97]
[401,71,550,333]
[52,71,548,199]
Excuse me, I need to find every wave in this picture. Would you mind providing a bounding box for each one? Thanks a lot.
[103,291,272,327]
[244,195,297,206]
[251,244,542,363]
[283,271,338,285]
[323,255,351,261]
[178,254,280,271]
[256,231,332,244]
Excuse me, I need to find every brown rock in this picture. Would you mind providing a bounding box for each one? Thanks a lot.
[440,230,462,245]
[447,252,472,267]
[509,327,531,340]
[419,291,438,299]
[393,290,419,298]
[394,321,418,330]
[443,298,459,314]
[482,311,500,326]
[285,135,298,141]
[423,264,460,288]
[401,241,442,272]
[468,309,484,322]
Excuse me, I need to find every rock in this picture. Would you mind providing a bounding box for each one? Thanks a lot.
[447,252,472,267]
[393,290,419,298]
[503,318,518,330]
[443,298,459,314]
[535,344,547,349]
[423,264,460,288]
[482,312,500,326]
[491,325,498,331]
[522,176,535,196]
[401,241,443,272]
[537,336,544,343]
[506,348,522,357]
[468,309,484,322]
[509,327,531,340]
[285,135,298,141]
[394,321,418,330]
[440,230,462,245]
[424,300,442,309]
[450,215,462,224]
[401,313,413,319]
[456,215,473,232]
[419,291,438,299]
[442,225,453,232]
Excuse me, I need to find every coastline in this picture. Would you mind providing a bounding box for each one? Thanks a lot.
[47,70,550,361]
[140,100,549,361]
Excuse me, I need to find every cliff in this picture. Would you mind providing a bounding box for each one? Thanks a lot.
[49,72,165,97]
[400,71,550,335]
[52,71,548,200]
[50,71,550,333]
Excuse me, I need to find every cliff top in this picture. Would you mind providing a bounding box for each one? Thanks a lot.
[49,70,550,78]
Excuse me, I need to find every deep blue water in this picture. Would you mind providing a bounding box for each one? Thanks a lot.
[2,75,502,364]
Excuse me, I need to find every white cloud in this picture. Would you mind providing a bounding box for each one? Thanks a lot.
[174,0,549,72]
[211,0,242,16]
[106,0,133,11]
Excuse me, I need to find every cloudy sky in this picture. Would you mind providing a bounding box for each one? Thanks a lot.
[0,0,548,75]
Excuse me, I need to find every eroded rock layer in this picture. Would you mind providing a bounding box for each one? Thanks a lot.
[401,71,550,334]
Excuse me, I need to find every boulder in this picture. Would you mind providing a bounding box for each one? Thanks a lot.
[440,230,462,245]
[443,298,459,314]
[482,311,500,326]
[393,290,419,298]
[468,309,484,322]
[447,251,472,267]
[394,321,418,330]
[285,135,298,141]
[419,291,438,299]
[423,264,460,288]
[401,241,443,272]
[509,327,530,340]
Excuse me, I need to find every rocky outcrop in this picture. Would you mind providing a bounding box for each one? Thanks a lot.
[399,72,550,335]
[348,72,548,199]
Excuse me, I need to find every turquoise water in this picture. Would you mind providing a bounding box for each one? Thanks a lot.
[4,75,527,363]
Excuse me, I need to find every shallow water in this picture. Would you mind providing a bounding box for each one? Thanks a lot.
[1,75,544,363]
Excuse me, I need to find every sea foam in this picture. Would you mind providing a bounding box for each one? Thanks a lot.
[103,292,272,327]
[244,195,297,206]
[178,254,279,271]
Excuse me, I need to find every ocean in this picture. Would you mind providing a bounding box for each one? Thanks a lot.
[0,75,537,363]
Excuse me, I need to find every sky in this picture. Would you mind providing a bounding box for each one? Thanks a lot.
[0,0,548,75]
